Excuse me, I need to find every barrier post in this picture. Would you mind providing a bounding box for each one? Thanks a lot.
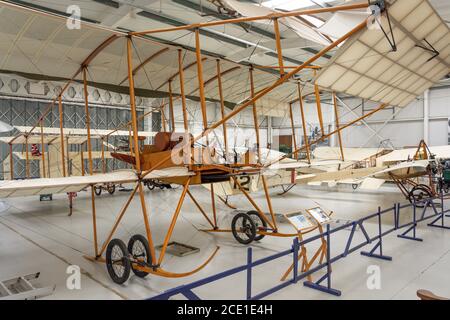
[429,190,450,230]
[292,238,299,283]
[246,247,252,300]
[361,207,392,261]
[303,224,341,296]
[394,203,399,230]
[398,202,423,242]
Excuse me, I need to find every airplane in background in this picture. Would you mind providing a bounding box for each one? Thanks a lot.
[198,140,450,208]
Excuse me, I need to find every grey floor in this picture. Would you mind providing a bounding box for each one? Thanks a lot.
[0,182,449,300]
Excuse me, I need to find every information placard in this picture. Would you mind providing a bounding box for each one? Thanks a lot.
[306,207,332,224]
[284,212,316,231]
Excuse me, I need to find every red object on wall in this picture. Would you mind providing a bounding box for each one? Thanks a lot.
[31,144,41,156]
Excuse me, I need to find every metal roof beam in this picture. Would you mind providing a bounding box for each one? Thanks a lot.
[137,10,249,48]
[175,0,331,58]
[172,0,275,39]
[134,7,309,66]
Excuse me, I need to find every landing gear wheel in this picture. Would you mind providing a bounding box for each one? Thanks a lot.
[107,184,116,195]
[352,184,359,190]
[231,212,256,245]
[127,234,151,278]
[159,184,164,190]
[94,186,102,196]
[408,185,433,208]
[437,180,448,195]
[247,211,267,241]
[106,239,131,284]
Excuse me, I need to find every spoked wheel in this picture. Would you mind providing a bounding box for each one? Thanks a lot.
[127,234,151,278]
[408,185,433,208]
[107,184,116,195]
[231,212,256,245]
[247,211,267,242]
[106,239,131,284]
[147,181,155,190]
[94,186,102,196]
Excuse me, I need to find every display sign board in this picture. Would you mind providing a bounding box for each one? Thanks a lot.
[306,207,332,224]
[284,212,316,231]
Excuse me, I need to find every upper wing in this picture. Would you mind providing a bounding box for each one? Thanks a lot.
[378,145,450,164]
[366,160,429,179]
[351,161,430,190]
[316,0,450,108]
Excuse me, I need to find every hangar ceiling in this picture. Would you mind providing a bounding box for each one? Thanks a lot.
[5,0,449,68]
[1,0,449,104]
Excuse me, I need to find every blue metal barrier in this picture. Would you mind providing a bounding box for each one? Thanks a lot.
[149,193,450,300]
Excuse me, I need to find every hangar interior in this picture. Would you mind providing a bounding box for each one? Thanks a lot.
[0,0,449,300]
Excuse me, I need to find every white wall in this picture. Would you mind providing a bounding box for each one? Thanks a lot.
[272,85,450,149]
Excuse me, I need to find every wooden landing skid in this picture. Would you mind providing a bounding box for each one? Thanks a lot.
[85,247,220,279]
[278,184,296,196]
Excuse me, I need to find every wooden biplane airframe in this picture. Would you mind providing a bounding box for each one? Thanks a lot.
[0,0,449,284]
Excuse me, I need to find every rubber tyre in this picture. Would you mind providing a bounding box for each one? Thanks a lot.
[247,211,267,241]
[127,234,151,278]
[147,181,155,190]
[408,185,433,208]
[106,239,131,284]
[107,184,116,195]
[94,186,102,196]
[231,212,256,245]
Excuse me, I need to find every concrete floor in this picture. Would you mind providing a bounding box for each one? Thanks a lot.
[0,182,449,300]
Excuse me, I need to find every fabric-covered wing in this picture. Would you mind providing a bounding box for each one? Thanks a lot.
[268,160,345,170]
[316,0,450,107]
[377,145,450,165]
[341,161,430,186]
[295,160,429,187]
[369,160,429,178]
[359,177,386,190]
[0,167,193,198]
[0,170,138,198]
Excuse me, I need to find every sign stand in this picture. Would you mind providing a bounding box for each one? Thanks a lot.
[281,208,334,292]
[301,208,341,296]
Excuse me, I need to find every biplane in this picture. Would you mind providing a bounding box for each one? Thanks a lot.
[0,0,449,285]
[301,142,450,204]
[196,140,450,211]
